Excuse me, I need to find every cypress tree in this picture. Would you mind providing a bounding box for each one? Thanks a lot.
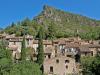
[37,26,44,66]
[48,22,55,40]
[21,36,26,61]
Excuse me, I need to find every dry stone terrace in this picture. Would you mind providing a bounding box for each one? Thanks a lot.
[0,33,100,75]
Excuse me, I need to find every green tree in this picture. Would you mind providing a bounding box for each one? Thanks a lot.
[89,54,100,75]
[21,36,26,61]
[81,52,100,75]
[10,61,42,75]
[37,26,44,66]
[21,18,31,26]
[26,47,35,61]
[11,22,16,27]
[48,22,56,40]
[0,40,12,75]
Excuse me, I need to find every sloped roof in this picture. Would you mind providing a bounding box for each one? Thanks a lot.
[79,45,91,52]
[79,44,100,52]
[33,40,38,44]
[43,40,52,45]
[6,35,33,41]
[33,40,52,45]
[44,47,53,54]
[87,44,100,48]
[65,43,80,48]
[59,40,66,45]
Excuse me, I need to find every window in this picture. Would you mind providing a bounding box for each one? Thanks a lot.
[55,42,58,44]
[67,55,72,57]
[66,65,68,69]
[91,51,93,56]
[56,59,59,63]
[65,60,69,63]
[50,66,53,73]
[85,52,87,56]
[48,55,51,59]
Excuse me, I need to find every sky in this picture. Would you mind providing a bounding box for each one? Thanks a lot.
[0,0,100,28]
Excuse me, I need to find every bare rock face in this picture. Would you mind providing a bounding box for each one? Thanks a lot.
[43,5,53,17]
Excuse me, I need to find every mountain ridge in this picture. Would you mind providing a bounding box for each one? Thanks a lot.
[34,5,100,26]
[3,5,100,40]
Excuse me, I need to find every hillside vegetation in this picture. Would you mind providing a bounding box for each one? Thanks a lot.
[3,5,100,40]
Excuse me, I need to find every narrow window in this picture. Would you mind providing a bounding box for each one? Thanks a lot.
[50,66,53,73]
[66,65,68,69]
[85,52,87,56]
[91,51,93,56]
[48,55,51,59]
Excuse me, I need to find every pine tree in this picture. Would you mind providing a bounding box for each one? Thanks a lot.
[21,36,26,61]
[37,26,44,66]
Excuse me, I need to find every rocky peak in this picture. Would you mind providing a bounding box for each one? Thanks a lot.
[35,5,100,26]
[42,5,54,17]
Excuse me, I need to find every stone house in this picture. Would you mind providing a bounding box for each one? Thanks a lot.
[33,40,52,52]
[79,44,100,57]
[64,43,80,55]
[6,34,33,60]
[79,45,91,57]
[43,55,78,75]
[43,41,80,75]
[44,46,55,60]
[87,44,100,56]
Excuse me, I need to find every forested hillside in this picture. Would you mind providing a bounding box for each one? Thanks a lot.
[3,5,100,40]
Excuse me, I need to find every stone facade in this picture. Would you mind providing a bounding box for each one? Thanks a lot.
[43,56,78,75]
